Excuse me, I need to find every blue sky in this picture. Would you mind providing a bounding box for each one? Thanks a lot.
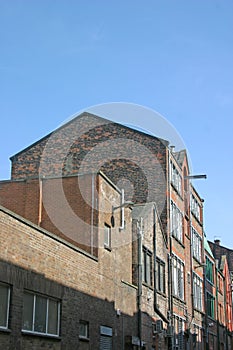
[0,1,232,248]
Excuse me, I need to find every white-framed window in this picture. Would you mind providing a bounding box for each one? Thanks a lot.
[190,194,201,221]
[192,227,202,262]
[104,223,111,249]
[171,201,183,243]
[172,255,184,300]
[170,161,182,195]
[193,273,203,311]
[22,291,60,336]
[0,282,10,330]
[142,247,152,286]
[100,326,112,350]
[79,320,89,339]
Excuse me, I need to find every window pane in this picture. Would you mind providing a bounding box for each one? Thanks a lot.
[22,293,34,331]
[80,320,89,338]
[0,285,9,328]
[48,299,59,335]
[104,224,110,247]
[34,295,47,333]
[146,253,151,285]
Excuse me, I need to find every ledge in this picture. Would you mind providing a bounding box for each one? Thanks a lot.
[21,330,61,340]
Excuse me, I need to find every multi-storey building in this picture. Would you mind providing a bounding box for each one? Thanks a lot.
[0,171,172,350]
[208,240,233,350]
[0,111,232,349]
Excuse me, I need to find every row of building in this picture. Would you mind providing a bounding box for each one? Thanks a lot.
[0,112,232,350]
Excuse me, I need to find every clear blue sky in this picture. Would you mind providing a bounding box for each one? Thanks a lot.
[0,1,232,248]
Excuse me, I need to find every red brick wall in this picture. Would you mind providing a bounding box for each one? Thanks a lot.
[0,174,100,256]
[10,112,169,236]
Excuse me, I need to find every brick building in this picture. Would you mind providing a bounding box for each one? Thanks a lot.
[0,111,232,349]
[207,240,233,350]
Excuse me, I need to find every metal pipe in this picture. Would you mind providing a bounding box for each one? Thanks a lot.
[138,217,143,349]
[38,177,43,226]
[91,173,94,255]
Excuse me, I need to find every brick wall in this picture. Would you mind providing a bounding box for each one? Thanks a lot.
[0,201,139,349]
[10,112,169,236]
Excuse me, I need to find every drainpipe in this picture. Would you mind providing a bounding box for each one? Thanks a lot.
[203,262,208,350]
[137,217,143,349]
[91,173,95,256]
[216,265,220,350]
[167,148,174,350]
[38,177,43,226]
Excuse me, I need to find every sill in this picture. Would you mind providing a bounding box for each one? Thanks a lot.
[156,290,166,298]
[206,279,214,286]
[104,245,112,252]
[194,307,204,315]
[172,295,186,304]
[172,235,185,248]
[170,183,183,200]
[142,282,153,290]
[79,336,90,342]
[191,212,202,226]
[0,327,11,334]
[193,256,202,265]
[22,330,61,340]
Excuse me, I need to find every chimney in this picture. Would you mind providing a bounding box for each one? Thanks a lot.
[214,239,220,245]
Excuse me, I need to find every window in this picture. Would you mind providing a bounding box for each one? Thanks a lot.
[156,258,165,293]
[191,194,201,221]
[22,292,60,336]
[142,247,152,286]
[207,292,215,319]
[205,256,214,284]
[170,161,182,195]
[79,320,89,339]
[173,315,185,350]
[193,273,203,311]
[104,224,111,249]
[192,228,202,262]
[218,302,224,325]
[218,274,224,294]
[172,256,184,300]
[171,201,183,243]
[0,283,10,329]
[100,326,112,350]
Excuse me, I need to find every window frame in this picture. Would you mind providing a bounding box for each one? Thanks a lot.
[193,273,203,311]
[22,291,60,337]
[191,227,202,262]
[79,320,89,340]
[142,246,153,287]
[170,161,182,196]
[156,258,166,294]
[104,223,111,250]
[170,201,183,244]
[206,292,215,319]
[172,255,184,300]
[0,282,11,330]
[190,194,201,221]
[205,256,214,284]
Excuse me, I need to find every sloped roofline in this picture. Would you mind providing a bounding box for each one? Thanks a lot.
[10,111,169,160]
